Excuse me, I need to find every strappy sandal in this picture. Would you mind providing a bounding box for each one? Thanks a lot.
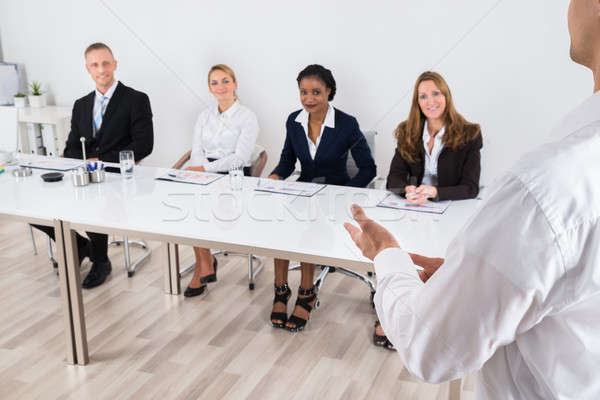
[270,283,291,329]
[286,286,319,332]
[373,320,395,351]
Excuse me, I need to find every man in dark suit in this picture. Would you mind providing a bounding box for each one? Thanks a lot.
[33,42,153,288]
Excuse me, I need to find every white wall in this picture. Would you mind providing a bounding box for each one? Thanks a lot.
[0,0,592,184]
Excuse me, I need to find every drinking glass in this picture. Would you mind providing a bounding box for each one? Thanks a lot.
[119,150,134,179]
[228,159,244,191]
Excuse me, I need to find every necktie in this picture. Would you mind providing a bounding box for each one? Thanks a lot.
[93,96,108,137]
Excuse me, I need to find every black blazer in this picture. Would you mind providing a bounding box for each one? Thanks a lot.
[64,81,153,163]
[271,108,376,187]
[387,130,482,201]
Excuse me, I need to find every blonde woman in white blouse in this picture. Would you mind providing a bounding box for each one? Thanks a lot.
[183,64,259,297]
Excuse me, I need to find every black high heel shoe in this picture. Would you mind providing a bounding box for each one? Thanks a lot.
[373,320,395,351]
[270,283,291,328]
[286,286,319,332]
[184,256,218,298]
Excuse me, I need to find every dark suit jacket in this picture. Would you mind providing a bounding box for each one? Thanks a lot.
[387,130,482,201]
[64,81,153,163]
[271,108,376,187]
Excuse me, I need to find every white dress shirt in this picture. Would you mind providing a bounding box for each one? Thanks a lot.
[374,91,600,399]
[190,100,259,172]
[92,79,118,134]
[422,121,445,186]
[294,103,335,159]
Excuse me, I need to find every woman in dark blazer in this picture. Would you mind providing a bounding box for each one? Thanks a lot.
[269,64,376,332]
[375,71,482,349]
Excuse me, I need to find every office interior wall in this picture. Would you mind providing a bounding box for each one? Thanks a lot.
[0,1,592,184]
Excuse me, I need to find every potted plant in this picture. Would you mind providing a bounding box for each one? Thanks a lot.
[13,93,27,108]
[28,81,47,108]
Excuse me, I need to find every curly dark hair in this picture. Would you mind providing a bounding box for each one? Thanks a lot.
[296,64,337,101]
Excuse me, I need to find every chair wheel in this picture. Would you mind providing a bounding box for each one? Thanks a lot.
[367,271,373,277]
[249,283,255,290]
[52,261,58,269]
[128,271,134,278]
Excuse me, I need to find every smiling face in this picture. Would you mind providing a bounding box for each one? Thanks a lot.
[208,69,237,103]
[85,48,117,93]
[298,76,331,115]
[417,80,446,121]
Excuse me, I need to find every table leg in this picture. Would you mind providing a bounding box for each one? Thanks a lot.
[53,219,76,365]
[449,378,462,400]
[62,221,89,365]
[167,243,181,295]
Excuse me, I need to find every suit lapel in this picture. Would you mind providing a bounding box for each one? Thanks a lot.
[82,91,95,141]
[95,82,124,140]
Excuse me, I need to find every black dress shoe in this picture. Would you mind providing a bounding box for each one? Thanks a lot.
[200,257,218,284]
[184,257,218,297]
[82,260,112,289]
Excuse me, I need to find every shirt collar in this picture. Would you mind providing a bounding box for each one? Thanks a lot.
[423,120,446,142]
[213,100,240,118]
[95,80,118,101]
[295,103,336,129]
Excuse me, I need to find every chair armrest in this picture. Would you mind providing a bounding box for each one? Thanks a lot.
[172,150,192,169]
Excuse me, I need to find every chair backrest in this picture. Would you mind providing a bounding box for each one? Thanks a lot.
[347,130,376,178]
[0,106,18,152]
[250,144,267,177]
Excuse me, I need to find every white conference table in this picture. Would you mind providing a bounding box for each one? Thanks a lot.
[0,154,483,370]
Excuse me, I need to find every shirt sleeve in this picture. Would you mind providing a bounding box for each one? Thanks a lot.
[189,113,209,168]
[374,173,564,383]
[204,111,259,173]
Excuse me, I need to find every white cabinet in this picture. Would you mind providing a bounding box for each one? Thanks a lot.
[16,106,71,155]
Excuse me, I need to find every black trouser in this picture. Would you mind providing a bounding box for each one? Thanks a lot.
[207,158,251,177]
[31,224,109,263]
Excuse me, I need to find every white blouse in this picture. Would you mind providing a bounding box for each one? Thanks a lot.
[421,121,445,186]
[294,103,335,159]
[373,90,600,399]
[190,101,259,172]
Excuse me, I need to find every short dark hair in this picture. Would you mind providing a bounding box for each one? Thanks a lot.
[84,42,113,57]
[296,64,336,101]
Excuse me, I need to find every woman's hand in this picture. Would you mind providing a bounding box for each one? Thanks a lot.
[268,173,280,180]
[407,185,437,204]
[184,165,206,172]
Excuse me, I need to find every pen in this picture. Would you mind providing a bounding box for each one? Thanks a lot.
[0,168,5,175]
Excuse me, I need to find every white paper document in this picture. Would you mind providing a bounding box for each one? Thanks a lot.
[20,157,85,171]
[156,170,224,185]
[255,179,326,197]
[377,192,451,214]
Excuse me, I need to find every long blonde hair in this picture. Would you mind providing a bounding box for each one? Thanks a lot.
[394,71,480,163]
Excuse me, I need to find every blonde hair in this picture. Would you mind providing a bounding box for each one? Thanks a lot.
[394,71,480,163]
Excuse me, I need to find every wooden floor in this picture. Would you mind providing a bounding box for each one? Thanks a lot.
[0,221,476,400]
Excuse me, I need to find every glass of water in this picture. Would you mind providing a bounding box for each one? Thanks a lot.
[119,150,135,179]
[229,158,244,191]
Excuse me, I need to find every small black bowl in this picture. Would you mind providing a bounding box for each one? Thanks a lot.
[41,172,64,182]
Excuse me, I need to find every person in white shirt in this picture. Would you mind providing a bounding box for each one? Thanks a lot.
[378,71,482,349]
[344,0,600,398]
[180,64,259,297]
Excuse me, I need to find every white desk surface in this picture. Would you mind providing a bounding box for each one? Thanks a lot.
[17,106,71,124]
[0,155,484,272]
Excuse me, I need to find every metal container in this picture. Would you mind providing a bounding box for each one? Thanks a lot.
[12,167,32,177]
[71,168,90,186]
[90,169,105,183]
